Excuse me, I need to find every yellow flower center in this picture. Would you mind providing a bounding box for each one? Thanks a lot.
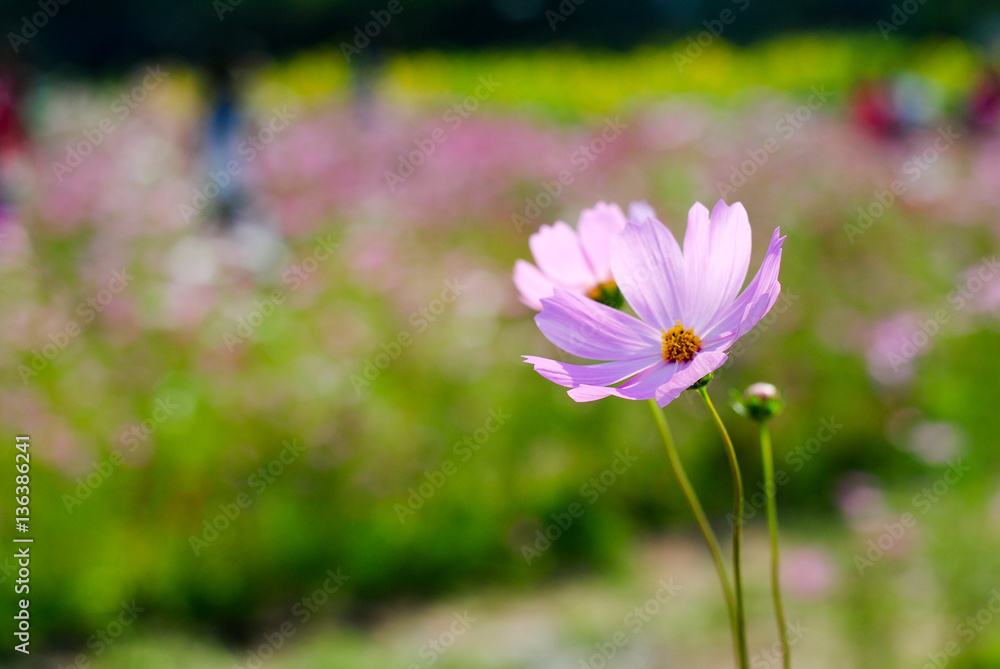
[661,321,701,363]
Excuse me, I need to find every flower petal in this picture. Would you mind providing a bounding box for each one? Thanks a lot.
[732,282,782,341]
[566,350,727,405]
[611,217,688,329]
[529,222,595,291]
[523,355,659,388]
[535,288,661,361]
[653,350,729,407]
[577,202,627,283]
[701,228,784,346]
[567,361,670,402]
[683,200,752,332]
[513,260,554,310]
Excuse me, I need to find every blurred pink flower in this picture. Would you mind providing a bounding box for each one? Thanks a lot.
[836,472,888,533]
[781,546,837,599]
[865,311,923,385]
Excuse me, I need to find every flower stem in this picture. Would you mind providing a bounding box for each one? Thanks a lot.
[646,399,742,668]
[760,421,791,669]
[697,388,749,669]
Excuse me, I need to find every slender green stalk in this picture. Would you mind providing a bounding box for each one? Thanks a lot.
[697,388,749,669]
[760,421,791,669]
[647,400,742,668]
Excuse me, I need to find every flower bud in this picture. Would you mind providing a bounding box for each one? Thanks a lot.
[732,382,784,422]
[687,372,714,391]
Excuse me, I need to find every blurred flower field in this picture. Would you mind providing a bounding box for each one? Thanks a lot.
[3,33,1000,668]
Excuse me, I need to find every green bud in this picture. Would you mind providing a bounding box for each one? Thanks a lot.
[731,382,784,422]
[688,372,714,391]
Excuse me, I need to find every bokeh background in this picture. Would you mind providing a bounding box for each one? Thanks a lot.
[2,1,1000,667]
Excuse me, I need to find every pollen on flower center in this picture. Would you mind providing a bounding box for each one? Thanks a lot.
[661,321,701,363]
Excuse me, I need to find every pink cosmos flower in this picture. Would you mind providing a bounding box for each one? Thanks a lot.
[524,200,784,407]
[781,546,837,599]
[513,201,654,310]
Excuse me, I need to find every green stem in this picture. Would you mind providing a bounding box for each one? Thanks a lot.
[760,421,791,669]
[647,400,741,668]
[697,388,749,669]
